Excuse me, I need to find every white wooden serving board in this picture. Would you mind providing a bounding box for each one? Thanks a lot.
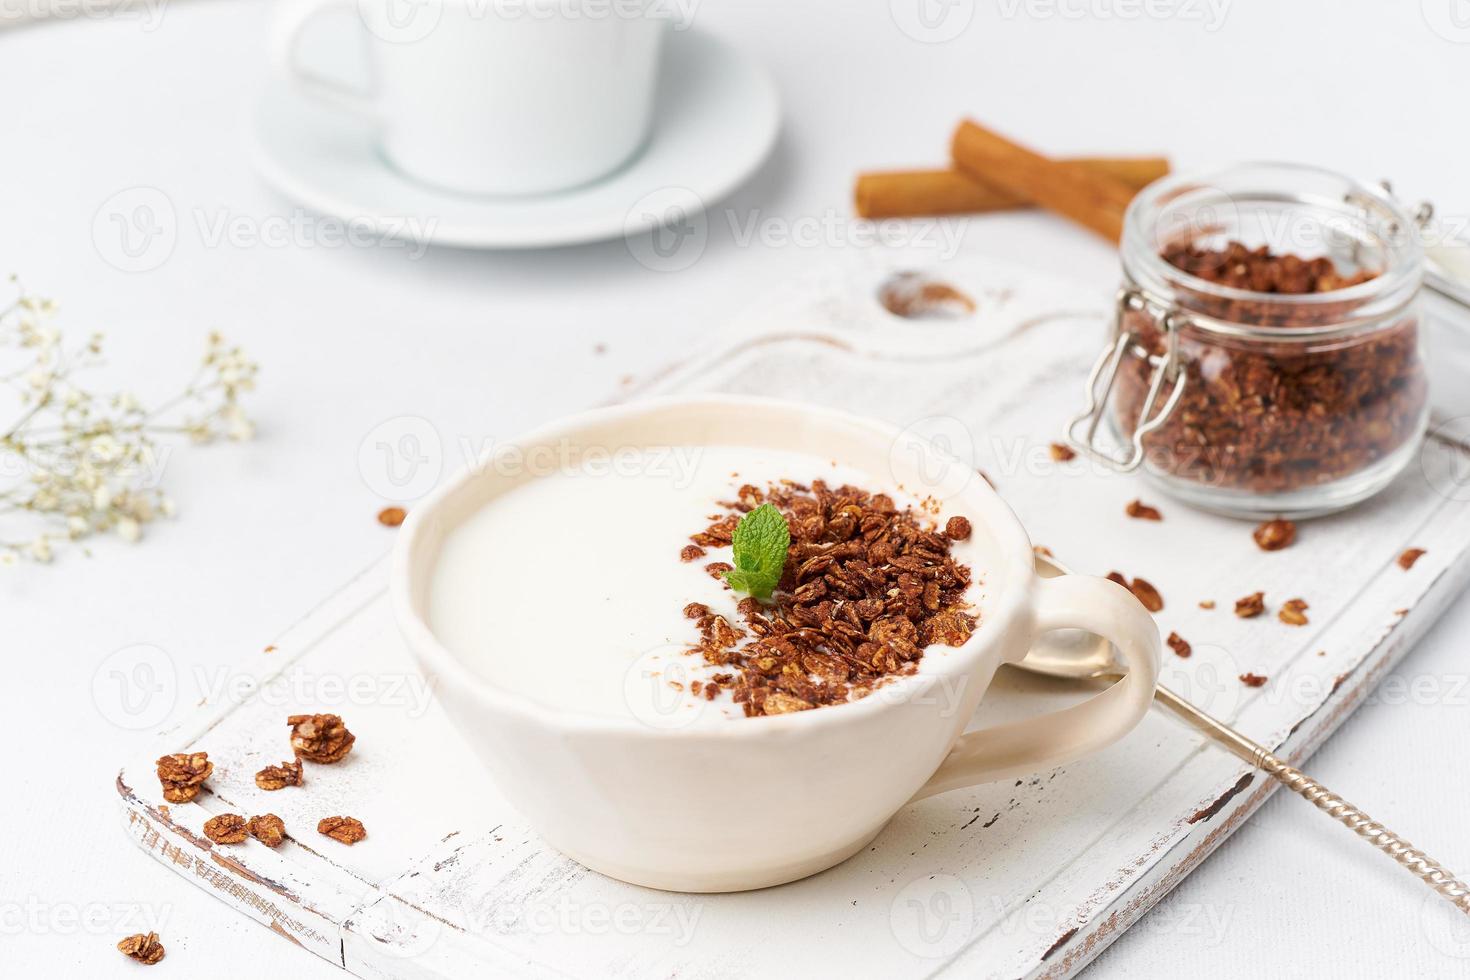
[117,253,1470,979]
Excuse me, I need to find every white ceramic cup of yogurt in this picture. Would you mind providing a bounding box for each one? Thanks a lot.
[392,396,1161,892]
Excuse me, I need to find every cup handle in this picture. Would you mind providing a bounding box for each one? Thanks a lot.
[270,0,379,120]
[912,574,1160,800]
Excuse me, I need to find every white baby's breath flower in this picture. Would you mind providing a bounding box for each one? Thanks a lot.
[0,282,256,563]
[224,403,255,441]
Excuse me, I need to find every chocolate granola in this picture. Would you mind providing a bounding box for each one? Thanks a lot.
[254,759,303,791]
[116,932,166,965]
[1115,242,1427,494]
[203,813,249,845]
[318,815,367,845]
[681,479,976,717]
[248,813,287,848]
[287,714,355,764]
[155,751,212,804]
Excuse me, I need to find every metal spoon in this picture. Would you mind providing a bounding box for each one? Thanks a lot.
[1025,553,1470,914]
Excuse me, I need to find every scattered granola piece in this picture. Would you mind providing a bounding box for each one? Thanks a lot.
[248,813,287,848]
[1106,569,1165,610]
[1198,599,1216,610]
[1239,672,1269,688]
[1049,442,1076,462]
[1166,632,1192,658]
[263,644,278,653]
[318,815,367,845]
[1397,547,1426,570]
[1125,499,1163,521]
[945,515,972,541]
[1252,518,1296,551]
[1127,577,1164,613]
[117,932,165,965]
[704,561,733,581]
[203,813,249,844]
[680,544,706,562]
[155,751,213,804]
[377,506,406,527]
[1279,598,1310,626]
[288,713,355,763]
[1235,591,1266,618]
[254,759,304,791]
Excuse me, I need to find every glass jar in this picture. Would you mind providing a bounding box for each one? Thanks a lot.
[1068,162,1429,518]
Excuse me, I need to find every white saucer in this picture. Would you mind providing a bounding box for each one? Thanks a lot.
[249,30,779,250]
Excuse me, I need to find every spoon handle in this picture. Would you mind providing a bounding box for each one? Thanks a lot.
[1153,683,1470,914]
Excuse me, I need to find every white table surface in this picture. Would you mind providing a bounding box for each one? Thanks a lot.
[4,1,1469,976]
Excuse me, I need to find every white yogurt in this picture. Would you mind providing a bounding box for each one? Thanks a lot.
[429,445,971,725]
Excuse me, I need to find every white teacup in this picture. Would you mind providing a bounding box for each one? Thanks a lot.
[393,397,1161,892]
[270,0,670,196]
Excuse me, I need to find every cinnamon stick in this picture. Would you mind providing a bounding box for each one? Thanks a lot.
[950,120,1141,243]
[855,157,1167,220]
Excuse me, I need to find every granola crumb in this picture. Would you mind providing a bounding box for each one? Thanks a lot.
[1033,545,1053,557]
[945,515,972,540]
[376,506,406,527]
[679,544,706,562]
[203,813,249,845]
[1239,672,1269,688]
[1198,599,1216,610]
[1108,571,1163,612]
[254,759,304,791]
[288,714,355,764]
[1049,442,1076,462]
[1235,591,1266,618]
[1125,499,1163,521]
[1397,547,1426,570]
[318,815,367,845]
[263,644,278,653]
[1252,518,1296,551]
[248,813,287,848]
[155,751,212,804]
[1279,597,1310,626]
[703,561,733,581]
[1128,577,1164,612]
[117,932,165,965]
[1166,632,1191,658]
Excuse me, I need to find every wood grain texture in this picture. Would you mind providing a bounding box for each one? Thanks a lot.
[116,254,1470,979]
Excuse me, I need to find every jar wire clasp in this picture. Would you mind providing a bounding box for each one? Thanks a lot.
[1064,286,1188,472]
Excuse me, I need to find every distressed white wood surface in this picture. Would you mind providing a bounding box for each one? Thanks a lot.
[117,255,1470,979]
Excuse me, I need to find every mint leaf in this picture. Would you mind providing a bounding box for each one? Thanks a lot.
[724,503,790,601]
